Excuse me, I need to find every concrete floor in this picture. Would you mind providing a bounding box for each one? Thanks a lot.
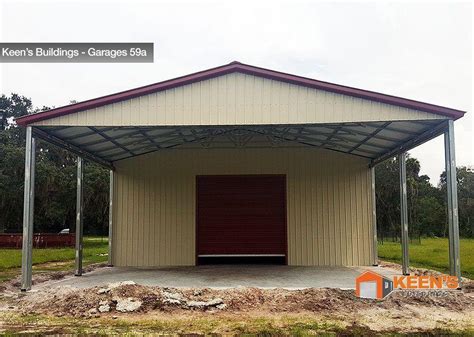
[38,265,400,290]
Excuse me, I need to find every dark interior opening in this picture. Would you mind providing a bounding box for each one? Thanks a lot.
[197,256,286,265]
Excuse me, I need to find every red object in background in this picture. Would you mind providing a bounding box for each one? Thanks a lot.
[196,175,287,258]
[0,233,75,248]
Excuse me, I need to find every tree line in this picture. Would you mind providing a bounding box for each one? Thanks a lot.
[0,94,473,237]
[376,157,473,240]
[0,94,109,235]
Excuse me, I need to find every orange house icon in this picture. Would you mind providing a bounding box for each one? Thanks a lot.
[356,271,393,299]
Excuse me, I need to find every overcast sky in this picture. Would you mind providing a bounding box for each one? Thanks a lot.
[0,0,472,184]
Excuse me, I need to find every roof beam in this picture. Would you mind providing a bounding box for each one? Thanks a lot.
[32,127,114,170]
[411,120,439,127]
[384,125,420,135]
[301,127,386,150]
[370,120,448,168]
[77,130,143,147]
[331,126,399,143]
[138,129,162,150]
[101,128,234,160]
[247,128,380,156]
[90,128,185,152]
[281,128,381,154]
[348,122,391,153]
[319,126,343,147]
[88,127,136,156]
[60,127,116,141]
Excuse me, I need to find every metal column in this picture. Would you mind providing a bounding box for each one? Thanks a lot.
[399,152,410,275]
[371,167,378,266]
[107,170,114,267]
[75,157,84,276]
[444,120,461,281]
[21,127,36,291]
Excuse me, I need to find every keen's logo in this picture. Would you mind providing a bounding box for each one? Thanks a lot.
[356,271,393,299]
[393,275,459,289]
[356,271,460,299]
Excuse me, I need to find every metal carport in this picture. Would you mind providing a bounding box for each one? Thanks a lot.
[16,61,465,290]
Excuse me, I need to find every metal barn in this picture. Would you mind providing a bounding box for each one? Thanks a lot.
[16,62,465,290]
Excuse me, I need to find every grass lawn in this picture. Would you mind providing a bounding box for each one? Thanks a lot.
[0,236,108,282]
[378,237,474,279]
[2,236,472,283]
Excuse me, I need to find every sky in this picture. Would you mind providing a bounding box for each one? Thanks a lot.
[0,0,472,185]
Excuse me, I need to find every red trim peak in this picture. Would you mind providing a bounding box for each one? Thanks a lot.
[16,61,465,126]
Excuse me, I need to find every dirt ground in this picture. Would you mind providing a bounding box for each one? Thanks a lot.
[1,262,473,335]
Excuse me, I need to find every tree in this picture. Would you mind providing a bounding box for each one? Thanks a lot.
[0,94,32,232]
[375,157,400,240]
[439,166,474,237]
[416,174,445,237]
[374,154,460,240]
[0,93,109,235]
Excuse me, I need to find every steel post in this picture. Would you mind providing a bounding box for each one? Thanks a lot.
[399,152,410,275]
[108,170,114,266]
[371,167,378,265]
[444,120,461,281]
[21,127,35,291]
[75,157,84,276]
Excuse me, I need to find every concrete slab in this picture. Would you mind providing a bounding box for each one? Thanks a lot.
[37,265,401,290]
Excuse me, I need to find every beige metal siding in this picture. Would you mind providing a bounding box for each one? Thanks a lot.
[34,73,443,127]
[112,147,374,266]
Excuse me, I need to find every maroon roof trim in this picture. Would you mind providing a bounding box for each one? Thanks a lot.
[16,61,465,126]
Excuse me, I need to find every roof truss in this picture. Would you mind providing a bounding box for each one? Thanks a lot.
[32,119,449,170]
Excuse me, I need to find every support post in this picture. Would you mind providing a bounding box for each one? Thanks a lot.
[21,127,35,291]
[371,167,378,266]
[75,157,84,276]
[399,152,410,275]
[444,120,461,281]
[108,170,114,267]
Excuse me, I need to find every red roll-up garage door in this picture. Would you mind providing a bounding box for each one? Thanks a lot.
[196,175,287,260]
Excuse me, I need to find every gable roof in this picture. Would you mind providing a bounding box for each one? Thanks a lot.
[16,61,465,126]
[356,270,391,282]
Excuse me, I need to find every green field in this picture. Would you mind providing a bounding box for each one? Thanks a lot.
[0,237,108,282]
[378,237,474,279]
[1,237,473,283]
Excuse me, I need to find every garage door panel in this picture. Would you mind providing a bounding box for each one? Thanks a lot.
[199,247,286,253]
[197,215,286,222]
[198,198,285,205]
[198,230,286,237]
[198,195,285,202]
[197,175,287,256]
[198,206,285,214]
[198,237,286,243]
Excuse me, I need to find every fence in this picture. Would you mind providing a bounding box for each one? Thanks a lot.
[0,233,75,248]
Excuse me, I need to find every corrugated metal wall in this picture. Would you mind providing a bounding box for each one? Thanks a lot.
[112,147,374,267]
[33,73,442,127]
